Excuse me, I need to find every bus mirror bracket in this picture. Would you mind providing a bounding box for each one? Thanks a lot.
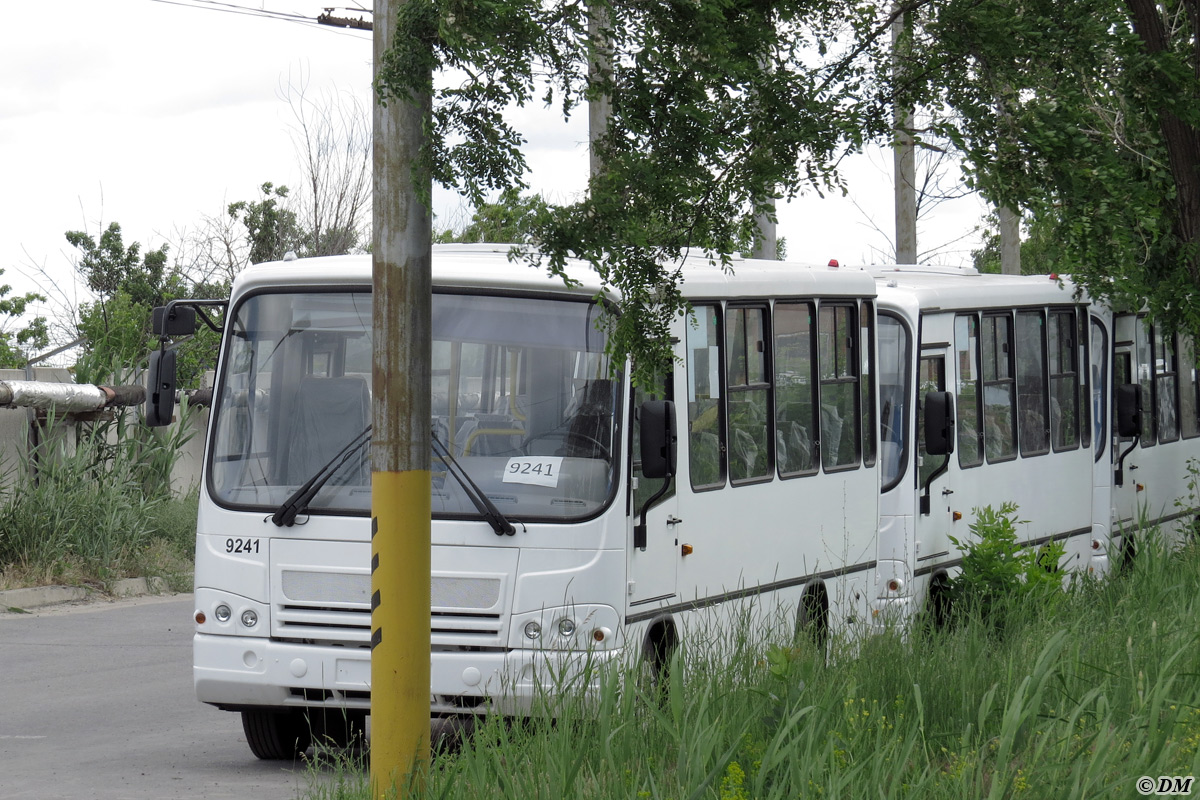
[1115,383,1141,486]
[634,400,677,550]
[920,391,955,515]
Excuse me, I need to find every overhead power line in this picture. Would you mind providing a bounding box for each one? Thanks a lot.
[148,0,372,36]
[317,8,373,30]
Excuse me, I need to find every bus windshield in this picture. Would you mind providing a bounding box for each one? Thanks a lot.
[208,290,619,522]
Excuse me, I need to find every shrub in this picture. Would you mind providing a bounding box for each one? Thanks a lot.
[948,502,1065,630]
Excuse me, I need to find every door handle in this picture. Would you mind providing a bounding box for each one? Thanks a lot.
[667,516,683,526]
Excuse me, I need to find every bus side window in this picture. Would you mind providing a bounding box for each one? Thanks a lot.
[861,301,877,468]
[1179,334,1200,439]
[633,378,676,509]
[982,313,1017,462]
[878,313,909,490]
[726,305,771,484]
[775,302,818,477]
[1048,308,1081,452]
[1016,310,1049,456]
[955,313,983,468]
[818,302,859,471]
[917,356,946,486]
[688,305,725,489]
[1155,324,1179,443]
[1136,316,1156,447]
[1090,317,1108,460]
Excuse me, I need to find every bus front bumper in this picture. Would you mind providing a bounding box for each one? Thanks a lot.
[194,633,619,715]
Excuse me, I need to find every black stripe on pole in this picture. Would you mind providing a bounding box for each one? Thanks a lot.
[372,553,379,573]
[372,590,381,611]
[371,628,382,650]
[372,516,379,538]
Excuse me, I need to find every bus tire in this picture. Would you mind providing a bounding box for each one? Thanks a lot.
[241,708,312,760]
[927,572,952,630]
[796,585,829,657]
[641,618,677,695]
[309,708,368,751]
[1119,533,1138,574]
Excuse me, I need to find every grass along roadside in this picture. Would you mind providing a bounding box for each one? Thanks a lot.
[0,413,198,595]
[305,531,1200,800]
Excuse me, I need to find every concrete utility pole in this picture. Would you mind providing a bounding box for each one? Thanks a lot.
[999,205,1021,274]
[892,5,917,265]
[370,0,432,796]
[751,199,778,261]
[588,3,611,181]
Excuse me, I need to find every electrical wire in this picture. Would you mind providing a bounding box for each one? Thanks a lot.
[147,0,371,38]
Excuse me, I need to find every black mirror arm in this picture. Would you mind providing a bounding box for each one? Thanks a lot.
[634,477,672,550]
[1115,438,1139,488]
[157,298,228,342]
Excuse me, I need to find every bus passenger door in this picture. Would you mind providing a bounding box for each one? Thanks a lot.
[1111,314,1140,538]
[628,385,680,607]
[915,350,956,570]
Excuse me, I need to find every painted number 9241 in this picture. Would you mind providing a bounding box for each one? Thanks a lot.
[225,538,261,554]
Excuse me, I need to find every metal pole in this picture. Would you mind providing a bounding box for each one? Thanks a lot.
[371,0,432,795]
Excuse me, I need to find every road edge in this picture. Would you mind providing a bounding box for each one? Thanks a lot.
[0,577,171,612]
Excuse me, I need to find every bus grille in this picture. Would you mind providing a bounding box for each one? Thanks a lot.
[274,569,507,646]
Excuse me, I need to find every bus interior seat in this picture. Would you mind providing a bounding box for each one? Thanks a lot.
[455,413,524,457]
[287,375,370,485]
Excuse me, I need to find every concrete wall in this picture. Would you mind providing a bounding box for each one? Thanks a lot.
[0,368,209,496]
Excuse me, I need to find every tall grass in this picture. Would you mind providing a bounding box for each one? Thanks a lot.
[305,534,1200,800]
[0,404,198,590]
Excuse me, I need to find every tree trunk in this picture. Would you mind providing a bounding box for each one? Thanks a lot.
[1124,0,1200,283]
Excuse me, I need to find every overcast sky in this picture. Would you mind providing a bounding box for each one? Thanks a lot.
[1,0,987,348]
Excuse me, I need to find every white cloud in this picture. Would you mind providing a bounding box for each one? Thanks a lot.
[0,0,987,348]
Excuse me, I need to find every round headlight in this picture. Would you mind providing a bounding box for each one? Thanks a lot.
[241,609,259,628]
[557,617,576,637]
[523,621,542,640]
[214,604,232,623]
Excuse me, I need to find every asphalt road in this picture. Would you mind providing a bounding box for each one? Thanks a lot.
[0,594,346,800]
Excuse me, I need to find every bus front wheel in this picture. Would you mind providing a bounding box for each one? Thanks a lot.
[241,708,312,760]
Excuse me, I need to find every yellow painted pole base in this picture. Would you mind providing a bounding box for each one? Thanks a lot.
[370,469,431,798]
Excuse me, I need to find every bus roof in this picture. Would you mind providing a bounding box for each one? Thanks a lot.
[867,265,1088,312]
[231,244,878,303]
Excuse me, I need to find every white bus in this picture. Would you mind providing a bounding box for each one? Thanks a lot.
[148,245,888,759]
[868,264,1200,624]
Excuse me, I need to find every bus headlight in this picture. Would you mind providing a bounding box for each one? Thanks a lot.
[523,621,542,640]
[241,609,259,628]
[556,617,576,638]
[214,604,232,623]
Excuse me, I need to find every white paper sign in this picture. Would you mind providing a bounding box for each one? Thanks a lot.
[502,456,564,488]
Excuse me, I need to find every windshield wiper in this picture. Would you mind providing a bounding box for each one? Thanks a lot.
[431,429,515,536]
[272,425,372,527]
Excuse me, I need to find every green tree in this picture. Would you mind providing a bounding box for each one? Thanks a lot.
[227,182,304,265]
[377,0,910,380]
[436,189,550,243]
[66,223,217,385]
[971,213,1058,275]
[912,0,1200,334]
[0,272,49,368]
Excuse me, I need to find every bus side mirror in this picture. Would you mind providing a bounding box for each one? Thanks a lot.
[145,348,178,427]
[1116,383,1141,438]
[639,400,677,479]
[152,305,197,337]
[924,391,955,456]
